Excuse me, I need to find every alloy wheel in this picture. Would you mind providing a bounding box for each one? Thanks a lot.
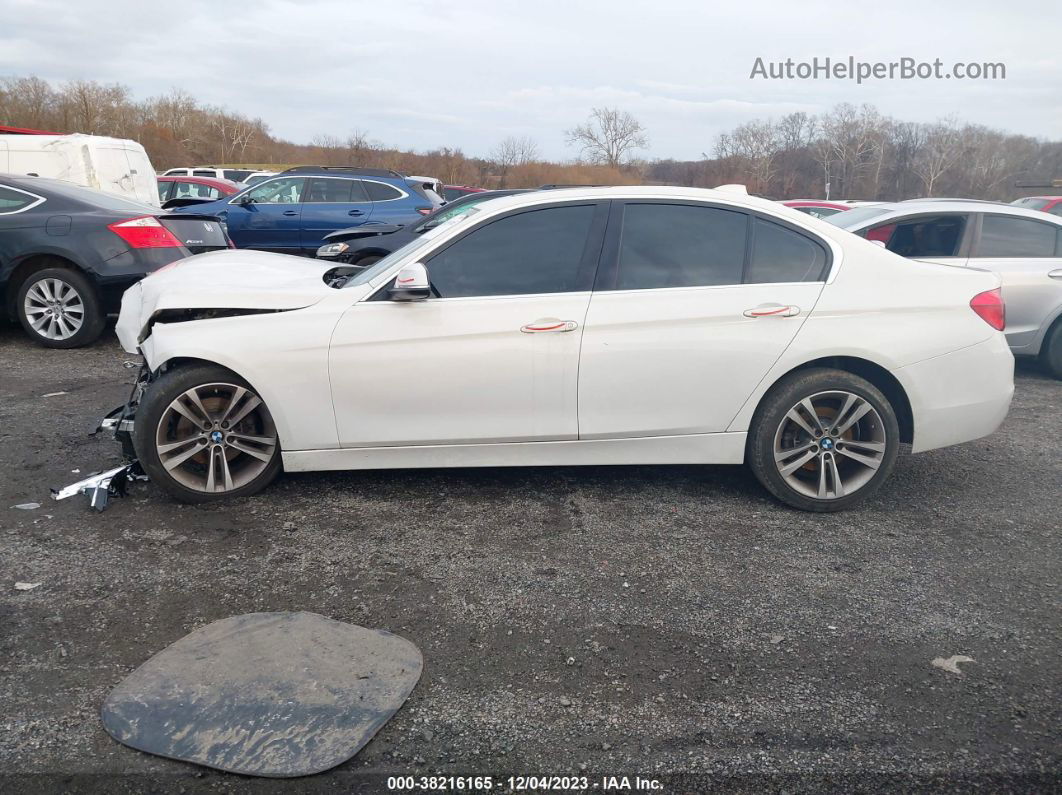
[155,383,277,494]
[23,278,85,340]
[772,390,887,500]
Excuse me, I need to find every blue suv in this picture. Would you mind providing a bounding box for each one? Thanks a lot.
[172,166,436,255]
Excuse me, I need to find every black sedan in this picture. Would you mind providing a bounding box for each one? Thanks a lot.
[0,175,231,348]
[315,189,529,268]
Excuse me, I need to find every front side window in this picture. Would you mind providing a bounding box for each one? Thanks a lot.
[243,177,304,204]
[615,203,747,290]
[364,181,404,202]
[975,214,1058,257]
[426,205,596,298]
[747,218,828,283]
[0,185,43,213]
[868,215,966,258]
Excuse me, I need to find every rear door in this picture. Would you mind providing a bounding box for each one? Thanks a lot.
[223,176,305,251]
[578,201,829,438]
[969,212,1062,352]
[300,177,374,251]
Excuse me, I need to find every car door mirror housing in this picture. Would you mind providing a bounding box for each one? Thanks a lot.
[387,262,430,301]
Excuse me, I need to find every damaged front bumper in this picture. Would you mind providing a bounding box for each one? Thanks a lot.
[51,364,149,511]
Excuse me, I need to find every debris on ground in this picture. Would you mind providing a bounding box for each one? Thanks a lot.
[51,464,146,512]
[101,612,423,777]
[13,502,40,510]
[15,582,42,591]
[932,655,976,675]
[42,391,68,397]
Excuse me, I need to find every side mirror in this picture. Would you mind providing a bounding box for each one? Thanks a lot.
[236,193,255,206]
[387,262,430,301]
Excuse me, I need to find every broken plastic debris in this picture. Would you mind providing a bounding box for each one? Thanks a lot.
[101,612,423,777]
[13,502,40,510]
[932,655,975,675]
[15,582,42,591]
[51,464,146,512]
[42,391,68,397]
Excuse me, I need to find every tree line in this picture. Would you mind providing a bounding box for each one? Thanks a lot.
[1,75,1057,199]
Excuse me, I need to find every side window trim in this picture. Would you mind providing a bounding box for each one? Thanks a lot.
[368,200,610,301]
[0,183,46,215]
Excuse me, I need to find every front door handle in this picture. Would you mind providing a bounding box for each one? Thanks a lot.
[1049,269,1062,280]
[520,319,578,333]
[743,304,800,318]
[348,209,364,216]
[282,210,298,216]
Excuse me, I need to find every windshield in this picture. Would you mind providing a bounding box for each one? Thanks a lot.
[415,197,493,232]
[343,208,483,288]
[823,205,894,230]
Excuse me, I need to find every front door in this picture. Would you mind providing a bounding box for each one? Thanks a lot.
[578,202,829,438]
[225,176,305,251]
[328,201,607,447]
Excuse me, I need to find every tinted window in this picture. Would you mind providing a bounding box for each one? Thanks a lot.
[870,215,966,257]
[223,169,252,182]
[747,218,828,283]
[192,169,216,177]
[975,214,1058,257]
[365,181,403,201]
[427,205,595,298]
[245,177,304,204]
[0,185,41,213]
[173,182,221,200]
[156,181,172,202]
[306,178,359,203]
[615,203,746,290]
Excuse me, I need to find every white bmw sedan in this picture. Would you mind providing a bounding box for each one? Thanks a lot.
[114,186,1014,511]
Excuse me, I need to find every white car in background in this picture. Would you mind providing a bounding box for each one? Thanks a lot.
[827,200,1062,378]
[111,186,1014,511]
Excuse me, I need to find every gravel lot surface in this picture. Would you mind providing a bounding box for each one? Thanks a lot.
[1,322,1059,793]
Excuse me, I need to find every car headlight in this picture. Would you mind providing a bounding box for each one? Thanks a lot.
[316,242,349,258]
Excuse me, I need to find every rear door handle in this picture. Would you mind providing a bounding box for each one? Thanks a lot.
[348,209,364,216]
[744,304,800,318]
[520,319,578,333]
[282,210,298,216]
[1049,269,1062,280]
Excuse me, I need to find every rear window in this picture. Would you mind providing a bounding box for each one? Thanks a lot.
[192,169,216,178]
[365,181,404,201]
[975,214,1059,258]
[223,169,252,182]
[0,184,44,213]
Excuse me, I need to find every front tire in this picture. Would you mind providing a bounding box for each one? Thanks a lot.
[1040,321,1062,379]
[134,364,281,503]
[17,267,105,348]
[747,368,900,512]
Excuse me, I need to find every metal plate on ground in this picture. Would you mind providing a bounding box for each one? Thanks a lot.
[101,612,422,777]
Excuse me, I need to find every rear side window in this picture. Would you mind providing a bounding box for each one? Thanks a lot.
[0,185,43,213]
[746,218,828,283]
[975,214,1058,258]
[615,203,747,289]
[305,178,369,203]
[868,215,966,258]
[364,181,404,201]
[427,205,596,298]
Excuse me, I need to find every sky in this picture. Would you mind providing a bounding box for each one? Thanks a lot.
[2,0,1060,161]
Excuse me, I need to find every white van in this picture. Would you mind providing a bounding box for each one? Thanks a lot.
[0,134,159,206]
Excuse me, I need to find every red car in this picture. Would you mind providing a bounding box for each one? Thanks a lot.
[1011,196,1062,218]
[157,175,244,208]
[442,184,485,202]
[782,200,852,219]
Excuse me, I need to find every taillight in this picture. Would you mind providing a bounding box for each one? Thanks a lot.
[416,207,433,216]
[970,288,1005,330]
[108,216,183,248]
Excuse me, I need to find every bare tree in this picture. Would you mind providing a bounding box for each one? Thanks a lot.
[490,135,539,186]
[565,107,648,167]
[913,119,964,196]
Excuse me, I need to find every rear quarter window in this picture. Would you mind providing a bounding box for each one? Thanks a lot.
[0,184,44,213]
[365,181,404,201]
[746,218,829,283]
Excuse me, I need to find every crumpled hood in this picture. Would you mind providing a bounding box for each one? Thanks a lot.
[115,249,333,353]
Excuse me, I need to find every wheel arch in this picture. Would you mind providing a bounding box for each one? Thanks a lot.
[4,252,91,320]
[750,355,914,445]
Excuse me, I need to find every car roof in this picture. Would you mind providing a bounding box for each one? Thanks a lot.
[158,175,242,189]
[869,199,1061,219]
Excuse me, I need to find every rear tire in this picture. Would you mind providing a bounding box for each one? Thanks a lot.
[134,364,281,503]
[16,266,105,348]
[747,368,900,512]
[1040,321,1062,379]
